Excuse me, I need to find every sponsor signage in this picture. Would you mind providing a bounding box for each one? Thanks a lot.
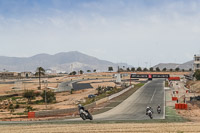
[152,74,169,78]
[130,74,148,78]
[130,74,169,79]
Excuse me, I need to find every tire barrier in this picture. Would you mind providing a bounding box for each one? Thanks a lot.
[175,103,187,109]
[28,112,35,118]
[172,97,178,101]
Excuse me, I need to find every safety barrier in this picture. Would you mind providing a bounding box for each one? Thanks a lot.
[175,103,187,109]
[172,97,178,101]
[28,112,35,118]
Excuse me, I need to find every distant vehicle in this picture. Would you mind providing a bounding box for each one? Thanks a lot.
[157,105,161,114]
[88,94,96,98]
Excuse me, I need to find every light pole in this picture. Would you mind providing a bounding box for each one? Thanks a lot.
[43,80,48,109]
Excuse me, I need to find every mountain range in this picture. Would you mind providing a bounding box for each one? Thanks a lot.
[0,51,193,73]
[0,51,130,73]
[153,60,193,70]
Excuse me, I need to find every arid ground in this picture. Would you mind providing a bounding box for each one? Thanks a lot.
[1,122,200,133]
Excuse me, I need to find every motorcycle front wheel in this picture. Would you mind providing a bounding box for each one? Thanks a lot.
[80,113,86,120]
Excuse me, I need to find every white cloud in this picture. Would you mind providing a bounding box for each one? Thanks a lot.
[0,1,200,66]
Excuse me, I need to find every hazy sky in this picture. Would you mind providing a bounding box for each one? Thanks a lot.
[0,0,200,67]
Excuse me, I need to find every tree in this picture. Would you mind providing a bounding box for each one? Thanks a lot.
[23,90,36,103]
[35,67,45,90]
[87,70,91,73]
[119,68,124,72]
[149,67,154,72]
[156,67,160,72]
[182,69,185,72]
[127,67,130,72]
[170,68,173,72]
[108,67,113,72]
[143,68,148,71]
[41,90,56,103]
[69,71,77,75]
[162,68,167,71]
[131,67,135,72]
[79,70,84,74]
[193,69,200,80]
[175,67,180,72]
[93,69,97,73]
[189,68,192,71]
[96,86,103,95]
[137,67,142,71]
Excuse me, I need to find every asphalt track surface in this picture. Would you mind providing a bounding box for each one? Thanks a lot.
[67,79,165,121]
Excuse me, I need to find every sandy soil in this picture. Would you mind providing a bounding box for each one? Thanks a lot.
[187,81,200,93]
[177,103,200,122]
[1,122,200,133]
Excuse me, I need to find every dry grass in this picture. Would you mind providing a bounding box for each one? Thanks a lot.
[1,122,200,133]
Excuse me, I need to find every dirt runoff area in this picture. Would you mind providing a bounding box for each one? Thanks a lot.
[1,122,200,133]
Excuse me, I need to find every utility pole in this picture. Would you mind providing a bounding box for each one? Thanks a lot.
[44,80,48,109]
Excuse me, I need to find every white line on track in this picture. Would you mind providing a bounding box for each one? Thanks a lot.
[150,88,157,103]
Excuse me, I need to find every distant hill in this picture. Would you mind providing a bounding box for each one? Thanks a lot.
[0,51,130,73]
[153,60,193,70]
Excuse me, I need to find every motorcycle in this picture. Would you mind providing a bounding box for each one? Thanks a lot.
[80,110,93,120]
[147,110,153,119]
[157,107,161,114]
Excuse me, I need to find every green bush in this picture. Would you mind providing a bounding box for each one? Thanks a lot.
[24,105,34,113]
[23,90,36,103]
[15,104,20,109]
[194,70,200,80]
[41,90,56,103]
[8,104,15,113]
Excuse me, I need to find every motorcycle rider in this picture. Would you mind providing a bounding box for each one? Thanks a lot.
[149,106,153,113]
[157,105,161,113]
[78,104,85,114]
[146,106,150,115]
[78,104,93,120]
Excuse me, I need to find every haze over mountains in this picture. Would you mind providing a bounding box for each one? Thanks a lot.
[153,60,193,70]
[0,51,193,73]
[0,51,130,73]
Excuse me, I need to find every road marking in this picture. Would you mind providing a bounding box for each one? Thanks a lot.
[150,88,156,103]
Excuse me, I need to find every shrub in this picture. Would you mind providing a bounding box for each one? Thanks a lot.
[41,90,56,103]
[23,90,36,103]
[8,104,15,113]
[15,104,20,109]
[194,70,200,80]
[24,105,34,113]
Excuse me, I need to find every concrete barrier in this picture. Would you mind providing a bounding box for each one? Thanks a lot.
[35,108,77,117]
[96,97,109,105]
[108,85,134,100]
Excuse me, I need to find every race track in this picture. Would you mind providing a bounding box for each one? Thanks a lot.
[93,79,165,120]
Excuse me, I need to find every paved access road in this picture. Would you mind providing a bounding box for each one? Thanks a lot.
[93,79,165,120]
